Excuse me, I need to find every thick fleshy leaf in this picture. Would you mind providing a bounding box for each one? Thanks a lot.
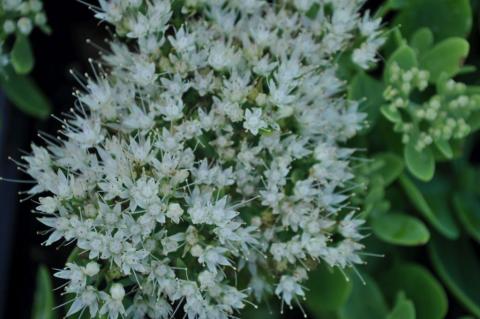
[374,153,404,186]
[434,140,453,159]
[429,236,480,317]
[32,266,56,319]
[393,0,472,41]
[453,192,480,243]
[381,105,402,123]
[404,143,435,182]
[399,175,459,239]
[10,34,35,74]
[372,212,430,246]
[384,45,417,81]
[420,38,470,83]
[387,292,416,319]
[338,272,389,319]
[305,263,352,314]
[0,68,52,119]
[410,28,434,55]
[379,263,448,319]
[349,72,384,131]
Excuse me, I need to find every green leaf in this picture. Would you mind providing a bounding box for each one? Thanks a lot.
[0,67,52,119]
[429,235,480,317]
[305,263,352,314]
[404,143,435,182]
[399,175,459,239]
[32,266,56,319]
[453,192,480,243]
[381,105,403,123]
[372,212,430,246]
[385,45,417,81]
[339,272,389,319]
[434,140,453,159]
[10,34,35,74]
[348,72,384,131]
[420,38,470,83]
[410,28,434,55]
[387,292,416,319]
[379,263,448,319]
[393,0,472,41]
[374,152,404,186]
[375,0,408,18]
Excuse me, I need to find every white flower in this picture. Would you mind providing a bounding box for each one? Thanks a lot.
[243,108,267,135]
[198,247,231,273]
[67,286,99,317]
[22,0,383,317]
[130,176,159,209]
[84,262,100,277]
[275,275,305,306]
[166,203,183,223]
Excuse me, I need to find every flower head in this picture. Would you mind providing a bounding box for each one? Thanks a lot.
[22,0,382,317]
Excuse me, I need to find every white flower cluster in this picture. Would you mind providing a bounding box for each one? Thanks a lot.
[23,1,382,318]
[0,0,48,68]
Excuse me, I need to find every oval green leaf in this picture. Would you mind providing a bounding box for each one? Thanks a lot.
[385,45,418,81]
[429,235,480,317]
[410,27,434,55]
[453,192,480,243]
[404,143,435,182]
[372,212,430,246]
[434,140,453,159]
[393,0,472,41]
[339,272,389,319]
[381,105,403,123]
[374,152,404,186]
[305,263,352,314]
[387,292,416,319]
[0,67,52,119]
[420,38,470,83]
[32,266,57,319]
[10,34,35,74]
[379,263,448,319]
[399,175,459,239]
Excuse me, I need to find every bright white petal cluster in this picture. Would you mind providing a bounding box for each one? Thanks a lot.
[23,0,382,318]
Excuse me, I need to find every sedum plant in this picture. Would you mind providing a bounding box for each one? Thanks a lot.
[21,0,385,318]
[298,1,480,319]
[0,0,51,118]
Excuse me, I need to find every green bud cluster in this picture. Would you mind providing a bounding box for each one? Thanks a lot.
[384,63,480,151]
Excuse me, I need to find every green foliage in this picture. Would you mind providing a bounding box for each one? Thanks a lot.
[379,263,448,319]
[338,273,389,319]
[429,236,480,316]
[453,192,480,243]
[10,34,35,74]
[0,7,51,119]
[312,1,480,319]
[392,0,472,41]
[386,292,416,319]
[419,38,470,83]
[32,266,56,319]
[404,142,435,181]
[0,67,52,119]
[305,264,353,315]
[372,212,430,246]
